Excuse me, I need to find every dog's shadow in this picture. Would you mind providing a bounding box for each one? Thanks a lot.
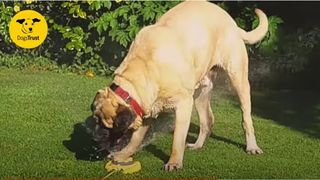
[63,116,107,161]
[143,112,245,163]
[188,122,246,149]
[63,113,245,162]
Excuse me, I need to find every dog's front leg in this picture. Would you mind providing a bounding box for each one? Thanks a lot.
[112,124,150,162]
[164,96,193,171]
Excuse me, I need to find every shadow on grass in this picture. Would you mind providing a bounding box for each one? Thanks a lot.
[144,144,170,163]
[143,112,246,162]
[188,122,246,150]
[63,116,106,161]
[252,90,320,138]
[62,107,248,163]
[142,112,173,163]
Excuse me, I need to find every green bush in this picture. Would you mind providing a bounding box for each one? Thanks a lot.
[0,1,283,76]
[0,1,181,75]
[271,27,320,73]
[0,2,15,52]
[0,52,59,71]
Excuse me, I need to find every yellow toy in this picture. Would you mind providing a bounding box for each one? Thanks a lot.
[104,157,141,176]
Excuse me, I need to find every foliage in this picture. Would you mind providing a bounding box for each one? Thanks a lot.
[0,52,59,71]
[233,5,284,54]
[1,1,303,76]
[231,4,320,73]
[254,16,283,53]
[0,1,181,75]
[271,27,320,72]
[0,2,15,52]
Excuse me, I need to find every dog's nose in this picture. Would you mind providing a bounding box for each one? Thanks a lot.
[29,28,32,31]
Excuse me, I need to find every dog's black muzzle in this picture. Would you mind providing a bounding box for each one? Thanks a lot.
[90,109,136,160]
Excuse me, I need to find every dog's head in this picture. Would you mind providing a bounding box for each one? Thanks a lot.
[91,88,137,153]
[92,88,137,129]
[16,18,41,34]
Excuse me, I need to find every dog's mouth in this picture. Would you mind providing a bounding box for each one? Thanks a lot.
[90,119,133,160]
[110,129,133,152]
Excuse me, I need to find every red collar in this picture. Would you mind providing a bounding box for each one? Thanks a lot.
[110,83,144,117]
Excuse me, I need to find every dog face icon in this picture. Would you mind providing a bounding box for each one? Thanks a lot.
[16,18,41,34]
[9,10,48,48]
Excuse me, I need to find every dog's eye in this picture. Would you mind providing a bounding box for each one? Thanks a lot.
[25,23,27,25]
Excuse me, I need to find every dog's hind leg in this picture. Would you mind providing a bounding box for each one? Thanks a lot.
[226,47,263,155]
[187,72,216,150]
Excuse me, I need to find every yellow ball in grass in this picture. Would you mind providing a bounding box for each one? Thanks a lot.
[85,70,94,77]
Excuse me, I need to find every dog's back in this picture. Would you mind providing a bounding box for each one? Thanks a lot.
[155,1,240,76]
[125,1,243,87]
[157,1,237,31]
[115,1,268,94]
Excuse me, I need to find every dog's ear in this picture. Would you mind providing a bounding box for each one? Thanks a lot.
[91,89,108,111]
[32,18,41,23]
[91,87,135,129]
[92,88,122,128]
[101,117,114,129]
[16,19,25,24]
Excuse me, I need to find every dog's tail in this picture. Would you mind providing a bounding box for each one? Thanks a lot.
[238,9,268,45]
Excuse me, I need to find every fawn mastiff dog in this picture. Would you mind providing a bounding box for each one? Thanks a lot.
[92,1,268,171]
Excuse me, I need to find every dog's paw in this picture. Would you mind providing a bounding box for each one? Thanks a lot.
[186,143,203,150]
[107,152,116,159]
[164,162,182,171]
[107,151,124,159]
[129,117,143,130]
[246,147,263,155]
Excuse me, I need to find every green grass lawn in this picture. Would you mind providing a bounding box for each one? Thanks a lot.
[0,68,319,179]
